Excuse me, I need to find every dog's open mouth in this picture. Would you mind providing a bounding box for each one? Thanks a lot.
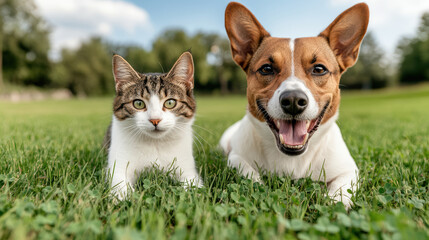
[257,100,330,156]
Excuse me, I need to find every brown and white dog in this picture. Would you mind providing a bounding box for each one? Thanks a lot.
[220,2,369,208]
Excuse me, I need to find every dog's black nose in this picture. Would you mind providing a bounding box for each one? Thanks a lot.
[279,90,308,115]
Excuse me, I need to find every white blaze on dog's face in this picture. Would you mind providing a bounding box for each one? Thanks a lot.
[225,2,369,155]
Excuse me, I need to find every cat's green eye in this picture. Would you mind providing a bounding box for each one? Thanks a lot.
[164,99,177,109]
[133,100,146,109]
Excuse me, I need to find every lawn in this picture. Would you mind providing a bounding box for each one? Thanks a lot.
[0,86,428,239]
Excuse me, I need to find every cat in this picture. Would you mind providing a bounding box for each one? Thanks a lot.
[104,51,202,200]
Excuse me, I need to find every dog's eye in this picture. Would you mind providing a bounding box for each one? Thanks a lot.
[312,64,328,76]
[258,64,274,75]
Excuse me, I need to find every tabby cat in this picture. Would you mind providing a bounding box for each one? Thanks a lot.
[104,52,202,200]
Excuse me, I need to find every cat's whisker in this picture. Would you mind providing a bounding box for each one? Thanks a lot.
[172,126,204,156]
[190,132,206,157]
[172,125,206,158]
[193,124,215,135]
[190,132,209,158]
[172,125,203,151]
[122,124,141,134]
[128,129,142,143]
[177,122,215,136]
[175,122,212,147]
[192,130,211,148]
[127,126,148,144]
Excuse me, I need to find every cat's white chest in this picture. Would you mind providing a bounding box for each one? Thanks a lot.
[108,117,189,170]
[107,116,200,201]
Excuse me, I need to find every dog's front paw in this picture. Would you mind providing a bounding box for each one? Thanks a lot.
[110,183,134,202]
[327,188,353,210]
[329,193,353,210]
[182,176,203,189]
[327,175,357,210]
[248,173,262,184]
[110,189,127,203]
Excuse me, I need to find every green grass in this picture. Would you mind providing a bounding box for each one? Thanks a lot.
[1,86,429,239]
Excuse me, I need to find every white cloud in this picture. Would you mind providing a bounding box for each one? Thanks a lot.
[331,0,429,27]
[35,0,152,59]
[330,0,429,56]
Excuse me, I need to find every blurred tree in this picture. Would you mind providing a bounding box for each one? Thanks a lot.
[108,43,160,73]
[51,30,246,96]
[341,32,389,89]
[51,37,113,96]
[397,12,429,84]
[152,29,193,72]
[418,12,429,39]
[152,29,245,94]
[123,46,159,73]
[0,0,51,87]
[203,34,246,94]
[152,29,211,87]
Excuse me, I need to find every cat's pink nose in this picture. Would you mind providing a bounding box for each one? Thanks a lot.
[149,119,161,127]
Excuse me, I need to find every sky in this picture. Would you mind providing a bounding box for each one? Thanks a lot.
[34,0,429,60]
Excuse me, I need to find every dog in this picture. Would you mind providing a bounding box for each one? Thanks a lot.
[219,2,369,208]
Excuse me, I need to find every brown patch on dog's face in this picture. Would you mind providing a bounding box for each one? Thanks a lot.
[293,37,342,123]
[245,37,292,121]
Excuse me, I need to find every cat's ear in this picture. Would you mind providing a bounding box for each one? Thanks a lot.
[166,52,194,89]
[112,55,140,90]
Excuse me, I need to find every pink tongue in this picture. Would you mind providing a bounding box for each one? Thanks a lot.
[278,120,307,145]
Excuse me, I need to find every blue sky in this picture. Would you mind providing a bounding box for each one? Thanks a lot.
[128,1,345,43]
[35,0,429,59]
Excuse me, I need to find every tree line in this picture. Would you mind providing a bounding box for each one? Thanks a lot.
[49,31,246,96]
[1,0,429,96]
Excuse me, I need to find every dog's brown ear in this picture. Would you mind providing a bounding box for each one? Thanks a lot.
[225,2,270,70]
[319,3,369,72]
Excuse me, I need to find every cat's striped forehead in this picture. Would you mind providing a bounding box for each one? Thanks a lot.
[117,73,187,99]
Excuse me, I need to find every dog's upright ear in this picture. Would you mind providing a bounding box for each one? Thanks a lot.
[225,2,270,70]
[319,3,369,72]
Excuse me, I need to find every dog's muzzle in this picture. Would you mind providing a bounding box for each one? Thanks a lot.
[279,90,308,116]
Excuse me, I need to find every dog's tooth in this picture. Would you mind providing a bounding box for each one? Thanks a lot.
[303,133,309,143]
[279,134,284,145]
[306,120,310,129]
[286,143,304,149]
